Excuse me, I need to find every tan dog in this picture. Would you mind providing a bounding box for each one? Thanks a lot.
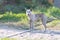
[26,9,47,32]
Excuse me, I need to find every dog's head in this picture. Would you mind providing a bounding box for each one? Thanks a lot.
[25,8,32,16]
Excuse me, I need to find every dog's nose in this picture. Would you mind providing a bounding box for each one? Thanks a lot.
[28,14,29,16]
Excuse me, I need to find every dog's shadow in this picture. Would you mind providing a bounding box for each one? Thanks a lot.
[30,29,60,35]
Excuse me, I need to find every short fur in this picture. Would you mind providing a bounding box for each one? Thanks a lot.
[26,9,47,32]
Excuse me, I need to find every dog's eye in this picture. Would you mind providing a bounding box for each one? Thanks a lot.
[27,11,30,13]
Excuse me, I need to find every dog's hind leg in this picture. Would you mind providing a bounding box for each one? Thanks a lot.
[41,14,47,32]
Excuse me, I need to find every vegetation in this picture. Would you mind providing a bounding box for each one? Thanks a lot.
[0,0,52,13]
[0,6,60,22]
[0,38,16,40]
[0,12,27,22]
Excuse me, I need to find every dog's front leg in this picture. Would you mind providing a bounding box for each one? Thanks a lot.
[30,20,34,31]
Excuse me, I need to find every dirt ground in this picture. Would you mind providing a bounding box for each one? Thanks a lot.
[0,22,60,40]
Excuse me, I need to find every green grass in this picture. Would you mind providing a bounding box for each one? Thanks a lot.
[0,12,28,22]
[0,38,17,40]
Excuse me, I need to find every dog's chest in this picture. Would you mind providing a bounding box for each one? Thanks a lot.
[31,14,41,21]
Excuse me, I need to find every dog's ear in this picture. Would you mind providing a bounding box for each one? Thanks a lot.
[25,8,27,10]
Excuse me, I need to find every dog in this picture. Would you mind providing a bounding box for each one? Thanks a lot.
[26,9,47,32]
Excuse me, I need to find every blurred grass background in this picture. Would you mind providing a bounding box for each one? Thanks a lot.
[0,7,60,22]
